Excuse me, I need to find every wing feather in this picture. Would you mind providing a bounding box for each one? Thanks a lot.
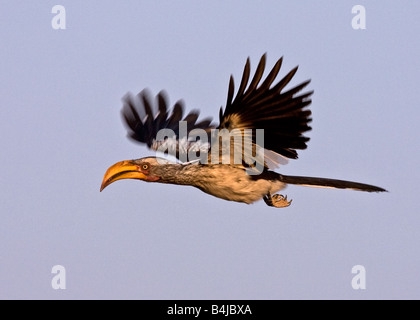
[217,54,313,168]
[121,55,312,168]
[121,89,215,162]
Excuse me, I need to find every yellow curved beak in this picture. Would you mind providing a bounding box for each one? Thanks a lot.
[100,160,146,191]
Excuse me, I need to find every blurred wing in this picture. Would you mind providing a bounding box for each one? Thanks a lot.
[122,89,215,162]
[215,53,313,169]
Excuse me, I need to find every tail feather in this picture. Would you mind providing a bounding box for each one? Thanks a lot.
[280,174,387,192]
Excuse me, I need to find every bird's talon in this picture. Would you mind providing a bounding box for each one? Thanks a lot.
[264,193,293,208]
[273,194,292,208]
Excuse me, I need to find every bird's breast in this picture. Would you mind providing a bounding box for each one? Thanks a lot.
[190,165,285,204]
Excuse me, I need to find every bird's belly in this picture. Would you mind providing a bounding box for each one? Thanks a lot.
[194,168,286,204]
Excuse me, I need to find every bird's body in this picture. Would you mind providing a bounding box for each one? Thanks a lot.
[100,54,386,207]
[135,157,285,204]
[191,165,284,204]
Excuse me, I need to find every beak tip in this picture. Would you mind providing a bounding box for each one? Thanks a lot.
[100,160,142,192]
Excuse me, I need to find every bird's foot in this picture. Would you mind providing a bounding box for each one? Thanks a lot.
[263,193,292,208]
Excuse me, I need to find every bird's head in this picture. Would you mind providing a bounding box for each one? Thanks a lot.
[100,157,170,191]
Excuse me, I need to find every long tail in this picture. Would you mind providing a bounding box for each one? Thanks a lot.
[280,174,387,192]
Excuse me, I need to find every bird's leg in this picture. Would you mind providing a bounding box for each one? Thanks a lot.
[263,193,293,208]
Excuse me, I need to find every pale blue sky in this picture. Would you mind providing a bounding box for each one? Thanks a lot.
[0,1,419,299]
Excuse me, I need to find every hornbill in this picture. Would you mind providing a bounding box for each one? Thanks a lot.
[100,54,386,207]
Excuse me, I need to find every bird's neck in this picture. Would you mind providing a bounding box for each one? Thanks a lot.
[154,163,201,186]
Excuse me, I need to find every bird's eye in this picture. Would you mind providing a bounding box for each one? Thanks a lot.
[142,164,149,170]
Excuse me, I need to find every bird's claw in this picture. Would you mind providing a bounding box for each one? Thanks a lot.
[272,194,293,208]
[264,193,292,208]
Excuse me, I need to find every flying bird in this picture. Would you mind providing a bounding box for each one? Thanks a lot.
[100,54,386,207]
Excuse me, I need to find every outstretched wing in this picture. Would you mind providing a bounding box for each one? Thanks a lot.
[215,53,313,169]
[122,89,215,161]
